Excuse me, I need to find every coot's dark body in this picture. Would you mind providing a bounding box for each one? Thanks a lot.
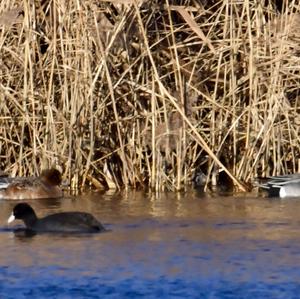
[8,203,105,233]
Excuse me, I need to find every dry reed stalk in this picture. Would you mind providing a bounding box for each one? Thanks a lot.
[0,0,299,192]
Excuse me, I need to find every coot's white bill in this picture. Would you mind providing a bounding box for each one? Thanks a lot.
[7,214,15,224]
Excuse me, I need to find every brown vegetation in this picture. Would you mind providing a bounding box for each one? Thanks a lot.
[0,0,299,191]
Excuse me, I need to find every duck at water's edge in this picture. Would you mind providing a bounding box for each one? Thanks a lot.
[0,168,63,200]
[7,203,105,233]
[256,173,300,198]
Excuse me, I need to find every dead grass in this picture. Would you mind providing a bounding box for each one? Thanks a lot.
[0,0,299,192]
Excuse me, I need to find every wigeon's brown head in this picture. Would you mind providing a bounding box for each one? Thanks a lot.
[40,168,62,186]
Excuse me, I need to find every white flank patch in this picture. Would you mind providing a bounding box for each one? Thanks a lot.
[279,187,287,198]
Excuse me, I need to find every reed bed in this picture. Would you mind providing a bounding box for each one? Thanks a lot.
[0,0,299,191]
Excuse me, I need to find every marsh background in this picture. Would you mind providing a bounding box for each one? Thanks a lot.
[0,0,299,192]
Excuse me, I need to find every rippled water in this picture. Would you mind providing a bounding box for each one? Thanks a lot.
[1,191,300,298]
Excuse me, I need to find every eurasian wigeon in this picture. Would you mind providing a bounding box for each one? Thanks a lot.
[0,168,63,200]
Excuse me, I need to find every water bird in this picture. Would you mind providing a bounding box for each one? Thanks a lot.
[256,173,300,198]
[0,168,63,200]
[7,203,105,233]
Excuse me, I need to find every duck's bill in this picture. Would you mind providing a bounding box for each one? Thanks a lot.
[7,214,15,224]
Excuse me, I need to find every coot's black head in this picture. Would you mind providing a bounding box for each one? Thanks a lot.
[8,203,37,223]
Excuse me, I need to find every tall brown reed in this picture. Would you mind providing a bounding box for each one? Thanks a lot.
[0,0,299,191]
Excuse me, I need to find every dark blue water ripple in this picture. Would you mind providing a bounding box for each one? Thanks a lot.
[1,266,300,299]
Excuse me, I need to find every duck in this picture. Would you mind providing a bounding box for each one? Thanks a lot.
[257,173,300,198]
[0,168,63,200]
[7,203,105,233]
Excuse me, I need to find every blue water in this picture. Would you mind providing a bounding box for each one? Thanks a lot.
[1,192,300,298]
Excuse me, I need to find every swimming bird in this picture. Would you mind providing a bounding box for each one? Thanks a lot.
[257,173,300,198]
[0,168,63,200]
[7,203,105,233]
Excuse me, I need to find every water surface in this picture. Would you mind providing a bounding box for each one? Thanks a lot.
[1,191,300,298]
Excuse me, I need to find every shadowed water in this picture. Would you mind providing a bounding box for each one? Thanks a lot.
[1,191,300,298]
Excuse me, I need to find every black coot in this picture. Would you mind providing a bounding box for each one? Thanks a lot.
[8,203,105,233]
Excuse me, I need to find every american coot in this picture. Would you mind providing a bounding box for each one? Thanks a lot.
[8,203,105,233]
[0,168,63,200]
[257,173,300,198]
